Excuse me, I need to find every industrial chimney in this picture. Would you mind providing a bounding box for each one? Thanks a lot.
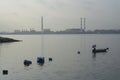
[41,16,43,32]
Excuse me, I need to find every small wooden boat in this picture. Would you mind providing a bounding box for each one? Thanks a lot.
[92,48,109,53]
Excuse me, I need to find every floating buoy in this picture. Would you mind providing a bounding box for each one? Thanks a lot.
[24,60,32,66]
[37,57,45,65]
[49,58,52,61]
[77,51,80,54]
[3,70,8,75]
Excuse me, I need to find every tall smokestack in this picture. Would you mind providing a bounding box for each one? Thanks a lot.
[83,18,86,31]
[41,16,43,32]
[80,18,82,30]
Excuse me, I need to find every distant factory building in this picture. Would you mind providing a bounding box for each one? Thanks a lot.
[65,28,84,33]
[43,29,51,33]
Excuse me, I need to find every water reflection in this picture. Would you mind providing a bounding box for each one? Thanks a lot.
[37,63,44,66]
[92,50,108,61]
[0,44,2,56]
[92,53,96,58]
[24,66,33,71]
[92,52,96,61]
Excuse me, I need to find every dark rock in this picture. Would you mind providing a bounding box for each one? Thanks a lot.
[37,57,45,65]
[49,58,52,61]
[24,60,32,66]
[3,70,8,75]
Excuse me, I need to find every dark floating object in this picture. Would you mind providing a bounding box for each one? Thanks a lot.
[77,51,80,54]
[3,70,8,75]
[37,57,45,65]
[92,48,109,53]
[49,58,52,61]
[24,60,32,66]
[0,37,21,43]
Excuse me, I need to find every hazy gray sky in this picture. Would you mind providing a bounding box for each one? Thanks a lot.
[0,0,120,31]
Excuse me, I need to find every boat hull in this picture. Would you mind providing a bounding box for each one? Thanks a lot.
[92,48,109,53]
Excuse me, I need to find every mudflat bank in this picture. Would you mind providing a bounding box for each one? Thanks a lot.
[0,37,21,43]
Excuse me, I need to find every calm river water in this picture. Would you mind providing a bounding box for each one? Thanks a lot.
[0,34,120,80]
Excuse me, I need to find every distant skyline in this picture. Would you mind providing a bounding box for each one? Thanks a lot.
[0,0,120,32]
